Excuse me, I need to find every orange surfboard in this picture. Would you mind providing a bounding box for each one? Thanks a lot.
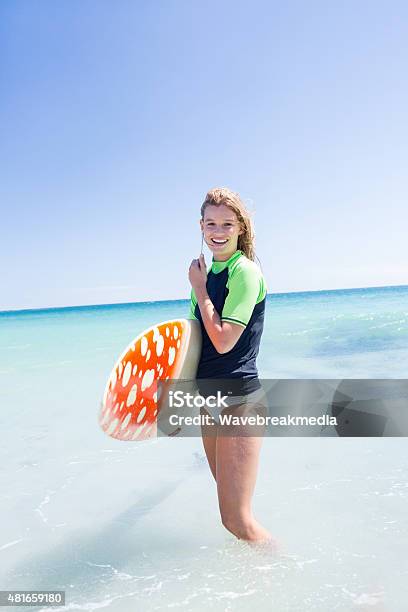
[99,319,201,441]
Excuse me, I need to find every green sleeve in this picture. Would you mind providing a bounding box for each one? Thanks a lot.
[222,264,266,327]
[188,289,198,320]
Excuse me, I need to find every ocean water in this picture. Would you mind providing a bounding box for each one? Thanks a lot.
[0,286,407,611]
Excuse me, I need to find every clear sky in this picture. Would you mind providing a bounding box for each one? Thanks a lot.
[1,0,407,311]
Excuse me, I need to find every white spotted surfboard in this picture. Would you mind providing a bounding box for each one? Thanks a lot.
[100,319,202,441]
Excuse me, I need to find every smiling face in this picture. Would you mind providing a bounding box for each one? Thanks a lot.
[200,204,243,261]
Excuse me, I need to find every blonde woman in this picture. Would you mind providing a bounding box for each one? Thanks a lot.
[188,188,274,545]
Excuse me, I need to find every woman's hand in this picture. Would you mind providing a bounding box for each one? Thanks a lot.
[189,254,207,292]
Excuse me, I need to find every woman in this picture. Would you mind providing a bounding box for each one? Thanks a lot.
[188,187,273,544]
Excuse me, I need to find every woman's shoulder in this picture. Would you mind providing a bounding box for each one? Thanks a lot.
[228,252,267,297]
[229,251,265,279]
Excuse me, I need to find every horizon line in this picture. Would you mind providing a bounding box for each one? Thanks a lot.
[1,283,407,316]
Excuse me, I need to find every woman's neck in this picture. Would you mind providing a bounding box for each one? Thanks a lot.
[212,249,240,262]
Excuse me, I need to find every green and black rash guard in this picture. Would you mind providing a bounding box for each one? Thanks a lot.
[188,250,267,395]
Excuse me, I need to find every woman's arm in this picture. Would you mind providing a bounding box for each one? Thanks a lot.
[189,255,245,354]
[194,285,245,354]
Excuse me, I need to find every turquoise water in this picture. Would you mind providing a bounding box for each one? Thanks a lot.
[1,286,407,611]
[2,285,407,379]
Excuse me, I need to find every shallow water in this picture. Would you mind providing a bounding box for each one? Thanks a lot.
[1,287,407,611]
[2,438,407,611]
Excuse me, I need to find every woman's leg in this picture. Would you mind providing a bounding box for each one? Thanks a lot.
[216,432,271,542]
[200,396,275,543]
[200,408,217,480]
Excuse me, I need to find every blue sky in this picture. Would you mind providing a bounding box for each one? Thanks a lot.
[1,0,407,310]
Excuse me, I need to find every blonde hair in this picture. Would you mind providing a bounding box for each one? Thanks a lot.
[201,187,256,261]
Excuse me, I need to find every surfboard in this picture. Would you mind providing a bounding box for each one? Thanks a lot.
[99,319,202,441]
